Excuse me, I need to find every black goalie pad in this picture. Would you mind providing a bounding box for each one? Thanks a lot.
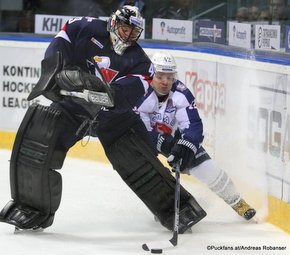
[97,114,206,233]
[0,200,54,230]
[0,104,66,230]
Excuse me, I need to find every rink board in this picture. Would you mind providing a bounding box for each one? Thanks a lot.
[1,131,289,234]
[0,39,290,234]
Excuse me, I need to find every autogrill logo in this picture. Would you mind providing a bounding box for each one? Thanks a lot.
[236,31,247,39]
[166,26,186,35]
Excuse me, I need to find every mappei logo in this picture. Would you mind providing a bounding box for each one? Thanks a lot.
[185,71,226,117]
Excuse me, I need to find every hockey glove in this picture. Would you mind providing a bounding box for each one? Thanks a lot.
[167,139,197,172]
[156,133,176,156]
[55,67,106,92]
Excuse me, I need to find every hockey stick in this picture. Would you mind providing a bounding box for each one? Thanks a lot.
[91,56,115,107]
[142,159,181,253]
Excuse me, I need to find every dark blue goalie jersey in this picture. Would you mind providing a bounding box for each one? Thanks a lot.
[45,16,153,113]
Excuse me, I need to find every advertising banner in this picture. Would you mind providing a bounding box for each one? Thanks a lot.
[35,14,145,39]
[196,20,225,44]
[228,21,252,49]
[0,42,50,131]
[246,70,290,203]
[180,55,290,204]
[152,18,193,43]
[254,24,280,51]
[35,14,75,35]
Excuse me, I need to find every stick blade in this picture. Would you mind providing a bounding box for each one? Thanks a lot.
[142,240,174,251]
[142,243,149,251]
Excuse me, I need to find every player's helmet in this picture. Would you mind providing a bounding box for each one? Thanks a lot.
[151,52,177,73]
[151,52,177,96]
[108,5,144,55]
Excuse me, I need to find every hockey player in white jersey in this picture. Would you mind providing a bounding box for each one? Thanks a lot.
[136,52,256,220]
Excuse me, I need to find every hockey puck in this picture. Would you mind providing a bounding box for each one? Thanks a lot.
[151,249,163,254]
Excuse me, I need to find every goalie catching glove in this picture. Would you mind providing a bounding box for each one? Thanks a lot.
[55,67,107,92]
[55,67,114,107]
[167,139,198,172]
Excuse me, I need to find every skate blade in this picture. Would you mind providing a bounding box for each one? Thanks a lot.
[250,214,264,224]
[14,227,44,234]
[183,227,192,234]
[154,215,159,222]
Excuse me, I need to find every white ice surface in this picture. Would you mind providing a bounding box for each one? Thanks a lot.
[0,149,289,255]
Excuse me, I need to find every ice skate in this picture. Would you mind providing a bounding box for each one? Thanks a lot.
[232,199,256,220]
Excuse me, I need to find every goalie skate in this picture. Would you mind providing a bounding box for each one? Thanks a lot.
[153,215,192,233]
[232,199,256,220]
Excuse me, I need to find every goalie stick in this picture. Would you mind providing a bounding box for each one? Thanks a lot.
[59,89,114,107]
[91,57,115,107]
[142,159,181,253]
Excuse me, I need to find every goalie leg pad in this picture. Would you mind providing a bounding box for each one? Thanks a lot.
[0,104,66,229]
[98,116,206,233]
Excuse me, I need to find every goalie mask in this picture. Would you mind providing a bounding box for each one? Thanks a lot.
[108,5,144,55]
